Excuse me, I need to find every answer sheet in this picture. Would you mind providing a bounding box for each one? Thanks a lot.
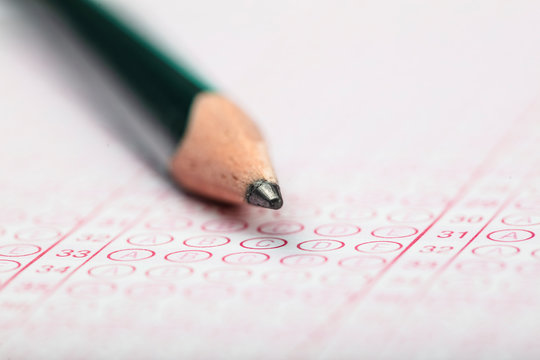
[1,0,540,358]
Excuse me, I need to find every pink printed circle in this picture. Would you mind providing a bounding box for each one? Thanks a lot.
[456,260,505,275]
[280,254,327,268]
[531,249,540,260]
[67,282,117,298]
[273,202,320,218]
[302,288,346,306]
[107,249,155,261]
[515,262,540,277]
[338,256,386,270]
[240,237,287,250]
[387,209,433,223]
[146,265,193,280]
[371,226,418,238]
[14,227,62,242]
[145,216,192,230]
[88,264,136,279]
[184,284,234,302]
[201,219,248,232]
[33,212,80,226]
[165,250,212,263]
[222,252,270,265]
[126,283,175,299]
[330,206,376,221]
[0,209,25,223]
[464,198,499,208]
[297,239,345,252]
[0,244,41,257]
[516,198,540,210]
[320,272,370,287]
[487,229,535,242]
[355,241,403,253]
[262,270,311,284]
[0,260,21,272]
[162,199,208,213]
[402,193,447,206]
[127,233,174,246]
[204,268,252,283]
[471,245,520,259]
[217,205,267,217]
[244,286,294,303]
[345,191,392,205]
[257,221,304,235]
[184,235,230,248]
[314,224,360,237]
[502,214,540,227]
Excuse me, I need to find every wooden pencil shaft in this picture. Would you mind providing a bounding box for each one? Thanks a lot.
[36,0,283,209]
[42,0,207,142]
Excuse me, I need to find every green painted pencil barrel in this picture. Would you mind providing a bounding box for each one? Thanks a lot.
[43,0,208,141]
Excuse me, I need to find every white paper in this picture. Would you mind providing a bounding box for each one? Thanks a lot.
[1,1,540,358]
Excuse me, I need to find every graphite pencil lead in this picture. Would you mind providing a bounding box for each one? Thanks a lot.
[246,180,283,210]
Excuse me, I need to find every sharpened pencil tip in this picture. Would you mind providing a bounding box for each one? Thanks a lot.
[246,180,283,210]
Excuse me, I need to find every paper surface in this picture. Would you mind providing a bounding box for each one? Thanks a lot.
[1,1,540,358]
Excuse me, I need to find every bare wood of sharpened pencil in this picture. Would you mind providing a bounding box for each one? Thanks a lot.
[171,93,282,209]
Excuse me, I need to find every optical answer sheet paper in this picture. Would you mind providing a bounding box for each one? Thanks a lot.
[2,0,540,359]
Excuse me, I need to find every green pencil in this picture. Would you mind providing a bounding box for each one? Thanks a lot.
[40,0,283,209]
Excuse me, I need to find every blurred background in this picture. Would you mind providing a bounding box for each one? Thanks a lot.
[4,0,540,183]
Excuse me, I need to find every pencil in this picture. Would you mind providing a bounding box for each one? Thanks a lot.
[40,0,283,210]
